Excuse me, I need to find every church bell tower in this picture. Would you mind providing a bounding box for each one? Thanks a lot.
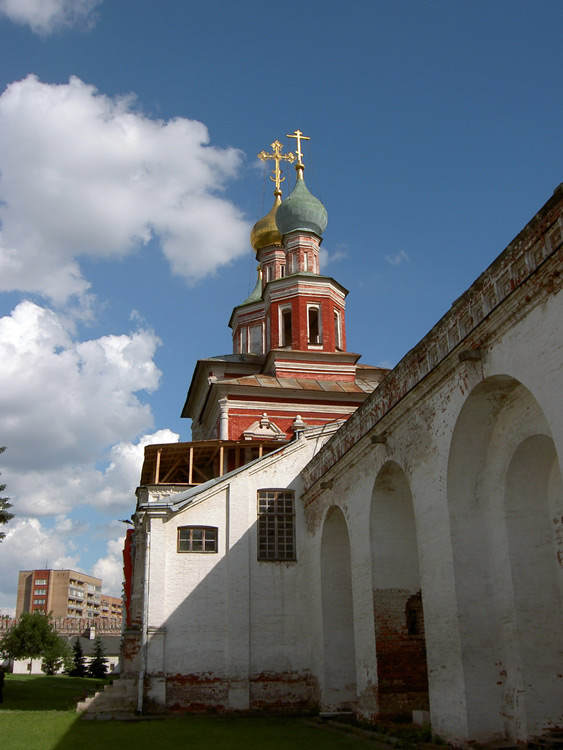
[183,131,387,442]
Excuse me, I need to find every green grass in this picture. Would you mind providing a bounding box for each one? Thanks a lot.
[0,674,110,711]
[0,675,372,750]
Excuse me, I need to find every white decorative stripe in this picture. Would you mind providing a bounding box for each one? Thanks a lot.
[228,401,358,414]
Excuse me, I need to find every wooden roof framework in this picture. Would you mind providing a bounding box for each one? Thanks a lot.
[140,440,286,487]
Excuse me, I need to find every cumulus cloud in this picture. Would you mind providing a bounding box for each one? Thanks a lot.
[0,0,101,35]
[0,427,179,610]
[0,75,250,302]
[0,516,82,614]
[91,535,127,597]
[0,301,162,475]
[385,250,410,266]
[7,429,180,517]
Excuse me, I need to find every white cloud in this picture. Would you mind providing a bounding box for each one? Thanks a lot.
[0,0,101,35]
[385,250,410,266]
[319,244,349,270]
[0,427,179,611]
[16,431,176,516]
[91,535,127,598]
[0,75,250,303]
[6,428,180,517]
[0,301,162,478]
[0,298,181,613]
[0,516,82,614]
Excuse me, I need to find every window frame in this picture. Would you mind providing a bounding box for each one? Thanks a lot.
[249,323,262,354]
[307,303,322,346]
[279,305,293,348]
[239,326,248,354]
[334,308,342,350]
[257,489,296,562]
[177,525,219,554]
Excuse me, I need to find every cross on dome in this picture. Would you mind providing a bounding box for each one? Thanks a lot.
[257,140,295,195]
[287,129,310,177]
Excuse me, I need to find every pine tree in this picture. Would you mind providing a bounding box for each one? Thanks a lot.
[70,637,86,677]
[0,447,14,542]
[87,636,108,678]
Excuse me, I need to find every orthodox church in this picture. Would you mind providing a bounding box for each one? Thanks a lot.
[90,134,563,747]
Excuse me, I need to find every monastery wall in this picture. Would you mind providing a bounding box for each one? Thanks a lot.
[300,192,563,744]
[114,183,562,746]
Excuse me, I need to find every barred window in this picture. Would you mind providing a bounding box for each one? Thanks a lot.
[177,526,218,553]
[257,490,295,561]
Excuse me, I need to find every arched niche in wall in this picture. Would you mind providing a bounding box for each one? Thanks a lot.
[370,461,429,718]
[447,375,563,743]
[320,505,357,710]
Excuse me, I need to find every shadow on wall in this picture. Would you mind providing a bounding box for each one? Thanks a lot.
[447,375,563,744]
[124,471,320,716]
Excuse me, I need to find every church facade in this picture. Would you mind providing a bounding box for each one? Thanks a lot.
[104,138,562,745]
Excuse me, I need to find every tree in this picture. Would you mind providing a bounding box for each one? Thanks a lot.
[87,636,108,678]
[69,637,86,677]
[42,639,72,675]
[0,447,14,542]
[0,611,59,661]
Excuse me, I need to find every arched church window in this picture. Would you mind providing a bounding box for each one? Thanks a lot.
[281,308,292,347]
[308,306,321,345]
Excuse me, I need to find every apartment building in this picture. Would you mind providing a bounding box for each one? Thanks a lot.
[15,569,114,620]
[100,594,122,620]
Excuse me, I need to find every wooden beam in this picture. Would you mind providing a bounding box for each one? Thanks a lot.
[188,445,193,485]
[161,458,184,484]
[155,448,162,484]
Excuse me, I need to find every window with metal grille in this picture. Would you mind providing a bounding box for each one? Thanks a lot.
[257,490,295,561]
[177,526,218,553]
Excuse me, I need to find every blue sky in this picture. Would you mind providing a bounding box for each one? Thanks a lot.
[0,0,562,613]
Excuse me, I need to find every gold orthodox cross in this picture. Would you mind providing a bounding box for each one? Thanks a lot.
[287,129,310,166]
[257,140,295,193]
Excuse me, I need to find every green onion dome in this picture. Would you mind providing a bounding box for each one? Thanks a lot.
[275,175,328,238]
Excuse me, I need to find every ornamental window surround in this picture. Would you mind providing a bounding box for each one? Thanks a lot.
[177,526,218,553]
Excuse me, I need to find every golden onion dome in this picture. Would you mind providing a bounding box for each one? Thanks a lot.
[250,192,283,253]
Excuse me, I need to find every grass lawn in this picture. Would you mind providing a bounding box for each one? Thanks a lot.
[0,675,373,750]
[0,674,110,711]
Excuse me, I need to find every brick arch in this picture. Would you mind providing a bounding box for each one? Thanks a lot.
[447,375,563,742]
[369,461,428,718]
